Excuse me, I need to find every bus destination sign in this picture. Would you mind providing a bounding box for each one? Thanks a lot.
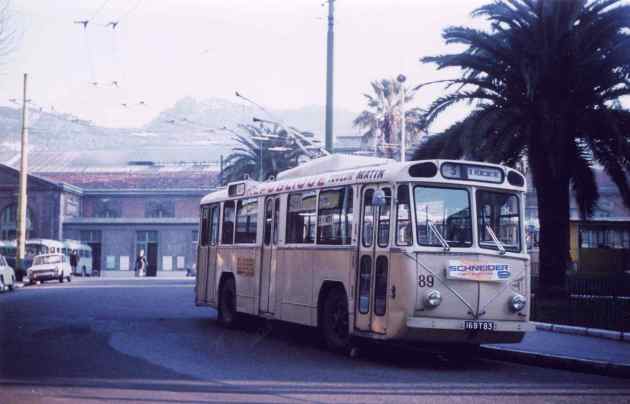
[466,166,502,183]
[441,163,503,184]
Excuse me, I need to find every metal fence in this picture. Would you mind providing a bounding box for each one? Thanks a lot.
[531,274,630,333]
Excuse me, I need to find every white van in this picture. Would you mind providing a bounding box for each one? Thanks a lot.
[26,254,72,284]
[0,254,16,292]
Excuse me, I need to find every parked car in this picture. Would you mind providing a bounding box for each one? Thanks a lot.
[25,254,72,284]
[0,254,16,292]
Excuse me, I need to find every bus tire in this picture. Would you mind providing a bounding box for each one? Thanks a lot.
[218,277,238,328]
[321,287,351,352]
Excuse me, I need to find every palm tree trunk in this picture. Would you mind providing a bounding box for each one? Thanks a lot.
[536,174,570,296]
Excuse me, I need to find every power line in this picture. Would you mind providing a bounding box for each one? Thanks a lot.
[89,0,111,23]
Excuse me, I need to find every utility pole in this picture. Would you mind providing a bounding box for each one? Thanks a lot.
[324,0,335,153]
[16,73,29,273]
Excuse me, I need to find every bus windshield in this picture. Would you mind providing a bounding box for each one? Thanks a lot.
[414,186,472,247]
[477,190,521,252]
[33,255,62,265]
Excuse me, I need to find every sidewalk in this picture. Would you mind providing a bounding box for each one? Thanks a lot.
[482,328,630,379]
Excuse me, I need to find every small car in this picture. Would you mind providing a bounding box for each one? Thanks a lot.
[26,254,72,284]
[0,254,16,292]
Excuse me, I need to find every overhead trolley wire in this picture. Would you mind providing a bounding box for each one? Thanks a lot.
[89,0,111,23]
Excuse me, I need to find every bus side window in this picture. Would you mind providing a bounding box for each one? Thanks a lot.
[286,191,316,244]
[264,200,273,245]
[210,205,220,245]
[377,188,392,247]
[396,185,412,246]
[221,201,236,245]
[317,187,353,245]
[362,189,375,248]
[235,198,258,244]
[273,199,280,245]
[200,206,210,247]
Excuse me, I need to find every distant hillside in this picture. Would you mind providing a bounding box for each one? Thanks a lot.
[0,98,360,168]
[145,97,359,139]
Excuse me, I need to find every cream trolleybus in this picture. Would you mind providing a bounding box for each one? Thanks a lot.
[195,158,534,350]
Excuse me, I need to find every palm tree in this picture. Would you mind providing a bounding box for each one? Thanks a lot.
[413,0,630,295]
[354,79,425,159]
[222,123,314,183]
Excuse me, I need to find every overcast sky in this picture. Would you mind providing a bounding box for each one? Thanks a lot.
[2,0,489,130]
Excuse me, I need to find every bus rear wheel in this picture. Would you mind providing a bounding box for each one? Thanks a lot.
[218,277,238,327]
[321,287,351,352]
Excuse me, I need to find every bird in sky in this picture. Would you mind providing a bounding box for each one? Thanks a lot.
[90,81,99,87]
[121,103,128,108]
[111,81,119,87]
[74,20,89,29]
[106,21,119,29]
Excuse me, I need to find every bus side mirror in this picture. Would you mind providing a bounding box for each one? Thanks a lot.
[372,190,387,207]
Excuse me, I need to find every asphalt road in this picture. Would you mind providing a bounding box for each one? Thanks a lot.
[1,278,629,404]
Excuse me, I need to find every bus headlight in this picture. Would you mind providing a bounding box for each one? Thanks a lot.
[424,290,442,308]
[509,294,527,312]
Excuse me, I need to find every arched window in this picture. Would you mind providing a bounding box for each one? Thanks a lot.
[0,204,33,240]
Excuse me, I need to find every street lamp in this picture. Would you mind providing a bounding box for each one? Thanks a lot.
[237,91,330,157]
[397,74,407,162]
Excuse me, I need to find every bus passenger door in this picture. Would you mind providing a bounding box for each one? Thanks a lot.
[196,206,210,304]
[356,186,392,334]
[206,204,220,304]
[259,197,279,314]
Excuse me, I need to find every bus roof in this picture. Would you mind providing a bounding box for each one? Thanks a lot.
[201,159,527,205]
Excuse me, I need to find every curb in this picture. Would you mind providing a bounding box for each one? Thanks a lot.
[533,321,629,343]
[480,345,630,379]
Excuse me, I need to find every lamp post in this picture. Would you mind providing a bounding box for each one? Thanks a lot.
[397,74,407,162]
[236,91,329,157]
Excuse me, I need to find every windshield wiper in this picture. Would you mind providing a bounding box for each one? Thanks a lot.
[427,220,450,252]
[485,224,506,255]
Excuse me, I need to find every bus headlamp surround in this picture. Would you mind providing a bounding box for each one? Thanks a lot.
[509,294,527,312]
[424,289,442,308]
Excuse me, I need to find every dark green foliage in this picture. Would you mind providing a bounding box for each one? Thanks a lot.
[413,0,630,292]
[222,124,313,183]
[353,78,426,159]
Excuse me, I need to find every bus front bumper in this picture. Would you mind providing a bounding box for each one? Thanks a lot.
[404,317,534,344]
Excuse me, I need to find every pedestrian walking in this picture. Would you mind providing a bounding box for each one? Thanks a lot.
[70,250,81,276]
[135,251,147,277]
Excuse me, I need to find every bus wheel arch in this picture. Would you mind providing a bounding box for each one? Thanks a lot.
[318,281,351,352]
[217,273,238,327]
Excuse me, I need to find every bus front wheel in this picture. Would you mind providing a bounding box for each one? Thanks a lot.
[218,277,238,327]
[321,287,351,352]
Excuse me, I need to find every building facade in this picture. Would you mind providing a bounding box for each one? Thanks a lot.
[0,163,217,277]
[0,164,82,241]
[525,168,630,275]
